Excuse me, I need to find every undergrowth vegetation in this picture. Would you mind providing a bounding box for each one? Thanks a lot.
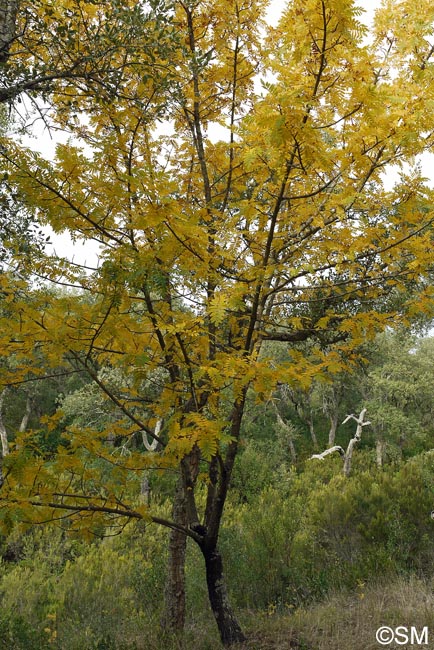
[1,450,433,649]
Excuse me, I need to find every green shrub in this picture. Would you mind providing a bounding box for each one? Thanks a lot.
[0,453,432,647]
[218,451,434,609]
[219,488,303,609]
[287,451,434,601]
[0,562,55,649]
[0,519,169,650]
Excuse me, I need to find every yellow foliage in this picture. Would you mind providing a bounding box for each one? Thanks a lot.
[0,0,433,537]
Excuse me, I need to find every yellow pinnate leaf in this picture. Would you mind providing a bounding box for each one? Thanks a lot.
[208,291,228,326]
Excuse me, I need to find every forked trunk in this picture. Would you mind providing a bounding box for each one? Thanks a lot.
[201,545,246,646]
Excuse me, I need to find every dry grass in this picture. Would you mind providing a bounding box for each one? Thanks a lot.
[219,574,433,650]
[122,575,434,649]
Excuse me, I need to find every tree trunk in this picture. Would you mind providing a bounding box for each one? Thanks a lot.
[0,388,9,457]
[19,393,32,433]
[308,416,318,449]
[342,408,370,477]
[201,544,246,646]
[328,410,339,447]
[343,436,358,477]
[0,0,18,63]
[0,388,9,489]
[0,421,9,458]
[139,472,151,505]
[376,438,384,468]
[161,478,187,632]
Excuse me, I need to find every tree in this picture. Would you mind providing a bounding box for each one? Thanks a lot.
[1,0,434,645]
[311,407,371,476]
[0,0,177,109]
[361,331,434,464]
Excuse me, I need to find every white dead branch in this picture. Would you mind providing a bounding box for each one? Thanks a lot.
[142,419,161,451]
[140,419,162,504]
[310,445,345,460]
[309,408,370,477]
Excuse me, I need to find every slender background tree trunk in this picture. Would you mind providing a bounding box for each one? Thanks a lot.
[0,388,10,457]
[161,478,187,632]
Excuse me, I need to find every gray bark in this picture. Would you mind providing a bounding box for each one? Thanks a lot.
[342,408,370,477]
[376,438,384,468]
[140,473,151,505]
[0,388,9,457]
[142,419,160,451]
[309,408,370,478]
[0,387,9,489]
[323,384,343,447]
[328,410,339,447]
[161,477,187,632]
[288,435,297,464]
[0,0,19,64]
[308,415,318,450]
[139,420,161,505]
[18,393,32,433]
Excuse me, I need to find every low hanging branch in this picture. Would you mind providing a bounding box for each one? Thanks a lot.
[2,495,203,543]
[309,408,371,477]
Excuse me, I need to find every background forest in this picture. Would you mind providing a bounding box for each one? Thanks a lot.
[0,327,433,649]
[0,0,434,648]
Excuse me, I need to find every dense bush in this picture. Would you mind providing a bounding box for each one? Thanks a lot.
[220,451,434,609]
[0,519,169,649]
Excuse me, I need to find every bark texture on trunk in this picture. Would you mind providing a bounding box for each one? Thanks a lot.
[140,472,151,505]
[328,410,339,447]
[308,417,318,449]
[161,479,187,632]
[0,423,8,458]
[202,545,246,646]
[18,393,32,434]
[0,0,18,63]
[309,409,370,478]
[0,388,9,457]
[376,438,384,468]
[310,445,344,461]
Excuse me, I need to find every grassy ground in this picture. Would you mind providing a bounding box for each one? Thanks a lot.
[122,574,434,649]
[31,573,432,650]
[233,575,434,650]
